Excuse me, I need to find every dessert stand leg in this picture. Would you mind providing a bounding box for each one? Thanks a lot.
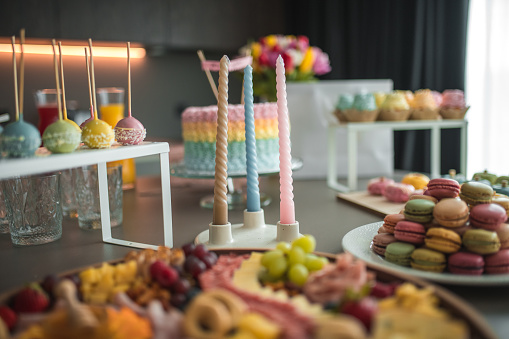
[199,177,272,210]
[195,209,301,248]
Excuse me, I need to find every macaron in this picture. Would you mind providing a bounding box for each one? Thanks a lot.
[408,194,438,204]
[459,181,493,206]
[433,198,469,228]
[496,223,509,249]
[447,252,485,275]
[372,233,397,256]
[378,226,389,234]
[484,249,509,274]
[424,227,462,254]
[426,178,460,200]
[383,213,405,234]
[410,248,446,273]
[462,229,501,255]
[394,221,426,245]
[384,242,415,266]
[384,183,415,203]
[403,199,435,223]
[469,203,508,231]
[401,173,430,190]
[367,177,395,195]
[492,196,509,217]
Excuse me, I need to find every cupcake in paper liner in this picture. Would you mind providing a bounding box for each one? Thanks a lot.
[378,92,412,121]
[343,93,379,122]
[374,92,388,108]
[440,89,469,119]
[394,90,415,107]
[410,89,440,120]
[333,93,354,123]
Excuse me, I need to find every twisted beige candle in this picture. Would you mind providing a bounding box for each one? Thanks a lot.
[213,55,230,225]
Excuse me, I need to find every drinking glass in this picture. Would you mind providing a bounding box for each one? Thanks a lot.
[0,184,9,233]
[34,89,60,136]
[3,173,62,246]
[75,164,123,230]
[60,168,78,218]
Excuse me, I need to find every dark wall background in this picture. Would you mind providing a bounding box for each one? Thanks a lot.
[285,0,470,174]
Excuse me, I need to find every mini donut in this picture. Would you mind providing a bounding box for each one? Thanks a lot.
[184,293,234,339]
[204,289,247,324]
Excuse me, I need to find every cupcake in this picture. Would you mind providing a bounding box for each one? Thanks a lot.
[378,92,412,121]
[431,90,443,107]
[440,89,469,119]
[394,90,415,107]
[334,93,354,123]
[373,92,387,108]
[342,93,379,122]
[410,89,439,120]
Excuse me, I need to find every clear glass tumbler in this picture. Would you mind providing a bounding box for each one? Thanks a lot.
[60,168,78,219]
[0,184,9,233]
[75,164,123,230]
[3,173,62,246]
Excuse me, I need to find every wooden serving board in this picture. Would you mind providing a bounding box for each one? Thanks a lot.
[336,191,405,217]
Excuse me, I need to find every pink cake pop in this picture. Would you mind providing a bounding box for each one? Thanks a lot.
[114,42,146,145]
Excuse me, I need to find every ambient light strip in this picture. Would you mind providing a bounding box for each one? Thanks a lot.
[0,44,146,58]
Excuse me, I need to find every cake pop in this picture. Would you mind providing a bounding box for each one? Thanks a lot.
[81,39,114,149]
[1,33,41,158]
[42,40,81,153]
[114,42,146,145]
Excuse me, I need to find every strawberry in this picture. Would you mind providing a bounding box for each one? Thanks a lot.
[12,283,49,313]
[150,260,178,288]
[0,306,16,331]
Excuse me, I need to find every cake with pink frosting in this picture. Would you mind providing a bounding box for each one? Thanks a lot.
[181,103,279,173]
[440,89,469,119]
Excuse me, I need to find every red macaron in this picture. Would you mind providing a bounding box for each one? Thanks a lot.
[447,252,485,275]
[394,221,426,245]
[469,203,508,231]
[426,178,461,200]
[484,249,509,274]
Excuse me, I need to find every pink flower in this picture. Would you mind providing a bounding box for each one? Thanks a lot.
[312,48,332,75]
[297,36,309,51]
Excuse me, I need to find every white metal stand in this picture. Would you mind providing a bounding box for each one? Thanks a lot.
[0,142,173,250]
[327,120,468,192]
[194,209,301,249]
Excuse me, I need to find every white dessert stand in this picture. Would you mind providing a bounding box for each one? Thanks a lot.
[170,158,303,210]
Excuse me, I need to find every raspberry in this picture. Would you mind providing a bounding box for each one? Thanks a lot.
[12,283,49,313]
[0,306,16,331]
[150,260,178,288]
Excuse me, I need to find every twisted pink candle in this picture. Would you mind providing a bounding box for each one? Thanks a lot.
[276,55,295,224]
[213,55,230,225]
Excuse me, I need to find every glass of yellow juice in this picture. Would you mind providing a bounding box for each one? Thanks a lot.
[97,87,137,190]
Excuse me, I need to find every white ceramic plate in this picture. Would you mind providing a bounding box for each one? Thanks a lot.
[342,222,509,286]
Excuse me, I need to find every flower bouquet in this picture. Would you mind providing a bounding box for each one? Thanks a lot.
[240,35,332,102]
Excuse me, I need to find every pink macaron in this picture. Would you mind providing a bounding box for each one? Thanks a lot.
[426,178,461,200]
[372,233,397,256]
[484,249,509,274]
[367,177,395,195]
[394,221,426,245]
[447,252,484,275]
[496,223,509,249]
[384,183,415,203]
[469,203,508,231]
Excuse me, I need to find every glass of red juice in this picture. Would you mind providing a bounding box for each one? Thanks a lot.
[34,89,60,136]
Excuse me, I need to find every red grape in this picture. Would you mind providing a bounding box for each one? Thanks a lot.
[201,251,218,268]
[172,278,191,294]
[193,244,209,260]
[182,243,196,257]
[184,256,207,278]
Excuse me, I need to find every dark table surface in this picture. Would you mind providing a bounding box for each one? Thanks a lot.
[0,172,508,338]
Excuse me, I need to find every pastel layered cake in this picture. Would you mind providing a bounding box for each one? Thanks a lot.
[182,102,279,173]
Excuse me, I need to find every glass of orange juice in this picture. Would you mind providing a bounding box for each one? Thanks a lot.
[97,87,136,190]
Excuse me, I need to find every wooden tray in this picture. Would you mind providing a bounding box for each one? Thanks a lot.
[0,249,497,339]
[336,191,405,216]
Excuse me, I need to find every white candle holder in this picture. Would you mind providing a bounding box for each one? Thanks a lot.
[195,210,301,248]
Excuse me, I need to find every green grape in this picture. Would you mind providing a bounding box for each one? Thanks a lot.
[261,250,284,268]
[291,234,316,253]
[288,246,306,266]
[276,241,291,254]
[268,256,287,279]
[305,254,327,271]
[258,268,280,283]
[288,264,309,286]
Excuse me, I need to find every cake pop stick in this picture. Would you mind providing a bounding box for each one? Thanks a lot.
[11,36,19,121]
[51,40,63,121]
[127,41,132,117]
[58,42,70,120]
[88,39,98,120]
[197,50,218,101]
[85,48,94,118]
[19,29,25,116]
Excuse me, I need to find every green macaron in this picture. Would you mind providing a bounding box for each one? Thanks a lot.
[410,248,446,273]
[462,229,501,255]
[459,181,493,206]
[384,242,415,266]
[404,199,435,223]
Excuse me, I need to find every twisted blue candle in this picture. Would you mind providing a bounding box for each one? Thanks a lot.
[244,65,260,212]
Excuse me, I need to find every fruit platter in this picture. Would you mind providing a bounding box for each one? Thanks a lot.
[0,236,497,339]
